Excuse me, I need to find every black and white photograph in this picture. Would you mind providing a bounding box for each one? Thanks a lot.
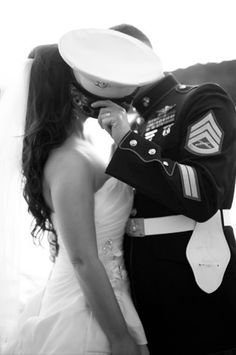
[0,1,236,354]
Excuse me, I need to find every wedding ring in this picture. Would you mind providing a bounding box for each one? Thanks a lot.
[102,112,111,117]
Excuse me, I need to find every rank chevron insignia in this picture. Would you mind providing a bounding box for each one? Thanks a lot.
[185,112,223,155]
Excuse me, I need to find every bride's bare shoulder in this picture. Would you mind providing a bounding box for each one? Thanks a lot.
[44,140,94,186]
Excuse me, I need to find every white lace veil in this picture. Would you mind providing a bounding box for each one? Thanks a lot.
[0,59,34,341]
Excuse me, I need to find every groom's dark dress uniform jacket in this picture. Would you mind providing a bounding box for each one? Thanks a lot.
[106,74,236,355]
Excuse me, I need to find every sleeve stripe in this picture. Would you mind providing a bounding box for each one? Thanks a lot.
[187,165,198,198]
[178,164,200,200]
[179,164,191,196]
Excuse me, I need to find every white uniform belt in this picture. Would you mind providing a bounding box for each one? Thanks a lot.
[126,210,231,237]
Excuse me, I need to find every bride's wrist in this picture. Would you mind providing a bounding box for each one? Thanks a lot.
[108,327,130,343]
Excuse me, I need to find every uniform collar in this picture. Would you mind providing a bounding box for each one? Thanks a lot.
[134,73,179,118]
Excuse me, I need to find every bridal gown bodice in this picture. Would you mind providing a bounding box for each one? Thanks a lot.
[51,177,132,292]
[41,177,134,316]
[3,177,147,355]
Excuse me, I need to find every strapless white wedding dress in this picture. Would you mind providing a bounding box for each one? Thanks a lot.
[2,178,147,355]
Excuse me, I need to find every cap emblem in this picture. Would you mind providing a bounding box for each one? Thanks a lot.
[95,80,111,89]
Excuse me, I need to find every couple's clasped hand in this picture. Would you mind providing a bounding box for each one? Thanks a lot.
[111,335,150,355]
[92,100,131,145]
[92,100,150,355]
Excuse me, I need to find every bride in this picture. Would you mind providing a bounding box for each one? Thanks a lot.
[0,27,161,355]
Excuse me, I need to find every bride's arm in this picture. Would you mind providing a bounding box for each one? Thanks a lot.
[45,149,141,355]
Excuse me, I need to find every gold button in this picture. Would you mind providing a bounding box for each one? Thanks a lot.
[130,139,137,147]
[163,161,169,166]
[148,148,156,155]
[142,96,150,107]
[136,116,145,125]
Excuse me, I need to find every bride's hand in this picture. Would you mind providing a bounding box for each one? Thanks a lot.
[140,344,150,355]
[111,334,142,355]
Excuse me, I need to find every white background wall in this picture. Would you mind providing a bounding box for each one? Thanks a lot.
[0,0,236,85]
[0,0,236,300]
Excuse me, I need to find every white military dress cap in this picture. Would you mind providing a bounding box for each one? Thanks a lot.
[58,28,163,98]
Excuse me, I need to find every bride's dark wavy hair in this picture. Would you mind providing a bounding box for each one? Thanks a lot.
[22,44,80,254]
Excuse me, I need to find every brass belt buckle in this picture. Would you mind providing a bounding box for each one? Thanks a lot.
[126,218,145,237]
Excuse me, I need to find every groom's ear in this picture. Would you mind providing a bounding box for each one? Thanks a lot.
[110,23,153,48]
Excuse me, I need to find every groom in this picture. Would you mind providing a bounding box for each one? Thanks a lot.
[96,24,236,355]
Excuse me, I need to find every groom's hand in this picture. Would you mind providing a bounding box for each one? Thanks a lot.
[92,100,131,145]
